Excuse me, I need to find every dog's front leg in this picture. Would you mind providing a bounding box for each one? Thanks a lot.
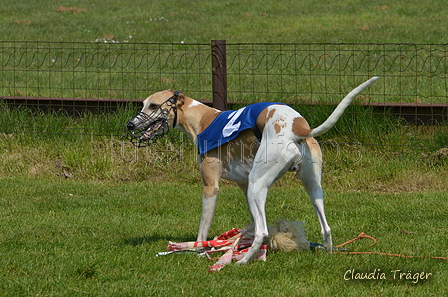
[197,189,219,241]
[197,159,222,241]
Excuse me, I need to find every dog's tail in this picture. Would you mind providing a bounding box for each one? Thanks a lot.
[307,76,379,138]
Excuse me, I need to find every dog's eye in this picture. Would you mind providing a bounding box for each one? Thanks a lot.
[149,104,159,110]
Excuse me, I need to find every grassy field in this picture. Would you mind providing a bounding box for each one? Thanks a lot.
[1,0,448,296]
[0,106,447,295]
[0,177,447,296]
[1,0,448,44]
[1,104,447,185]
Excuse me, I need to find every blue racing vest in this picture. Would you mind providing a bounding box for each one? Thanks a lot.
[197,102,283,155]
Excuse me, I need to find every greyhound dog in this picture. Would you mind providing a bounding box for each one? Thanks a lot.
[125,77,378,264]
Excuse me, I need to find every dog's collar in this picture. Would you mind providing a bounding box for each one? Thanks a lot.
[171,91,180,128]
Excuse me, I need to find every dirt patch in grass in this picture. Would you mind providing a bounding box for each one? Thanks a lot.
[380,171,447,193]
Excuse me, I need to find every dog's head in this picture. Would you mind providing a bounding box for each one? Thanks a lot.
[125,90,184,147]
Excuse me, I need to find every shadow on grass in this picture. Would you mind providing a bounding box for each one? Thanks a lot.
[122,234,197,246]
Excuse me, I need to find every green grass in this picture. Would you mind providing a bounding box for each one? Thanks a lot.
[0,106,447,294]
[1,0,448,295]
[1,0,448,44]
[0,177,447,296]
[0,104,447,294]
[1,104,447,185]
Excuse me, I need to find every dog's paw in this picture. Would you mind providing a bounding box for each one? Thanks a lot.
[236,259,249,265]
[324,244,333,253]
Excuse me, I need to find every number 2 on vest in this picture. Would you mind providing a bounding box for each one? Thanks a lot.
[222,107,246,138]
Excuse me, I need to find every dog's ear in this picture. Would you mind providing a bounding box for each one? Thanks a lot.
[176,91,185,108]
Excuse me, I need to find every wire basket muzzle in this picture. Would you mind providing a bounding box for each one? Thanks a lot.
[124,111,170,147]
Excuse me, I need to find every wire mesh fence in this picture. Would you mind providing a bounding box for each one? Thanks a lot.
[226,43,448,104]
[0,41,447,149]
[0,41,212,105]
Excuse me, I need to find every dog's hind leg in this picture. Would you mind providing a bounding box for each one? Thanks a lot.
[297,138,333,253]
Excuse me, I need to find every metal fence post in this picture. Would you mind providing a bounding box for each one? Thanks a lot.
[211,40,227,110]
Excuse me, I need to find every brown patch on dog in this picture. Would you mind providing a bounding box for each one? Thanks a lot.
[292,117,312,137]
[274,123,282,134]
[274,121,287,134]
[197,107,221,132]
[253,107,274,135]
[267,108,276,120]
[175,91,185,108]
[203,185,219,199]
[175,95,220,134]
[200,153,223,199]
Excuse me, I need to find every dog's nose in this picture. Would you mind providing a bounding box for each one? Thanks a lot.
[126,121,135,130]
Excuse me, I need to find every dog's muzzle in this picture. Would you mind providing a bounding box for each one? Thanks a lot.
[125,112,170,147]
[124,92,179,147]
